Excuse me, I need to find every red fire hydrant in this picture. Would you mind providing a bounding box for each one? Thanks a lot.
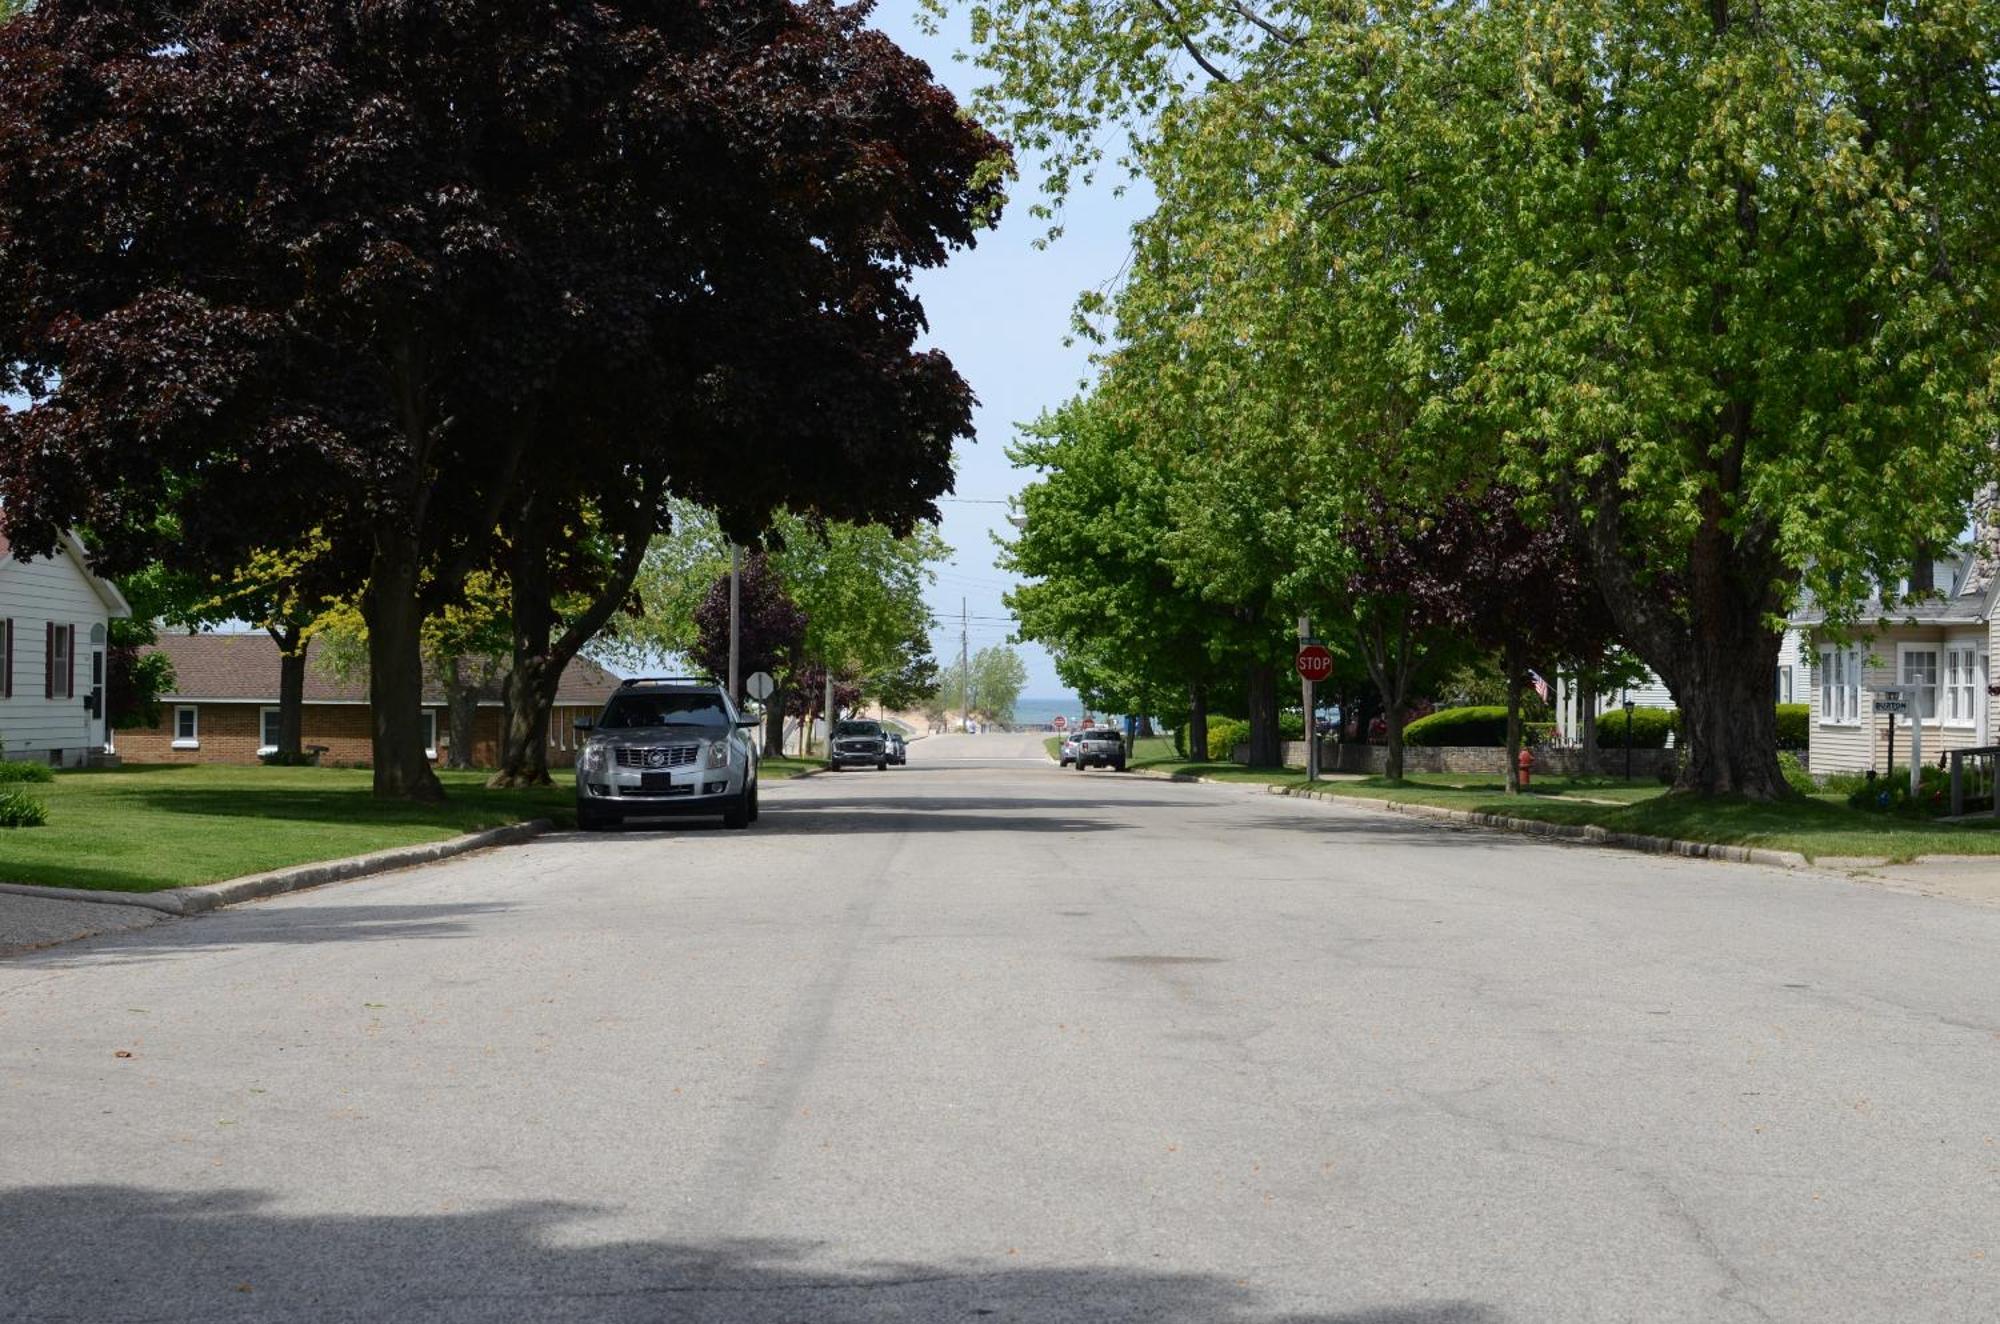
[1517,748,1535,788]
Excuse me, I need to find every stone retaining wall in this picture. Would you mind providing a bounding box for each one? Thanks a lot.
[1232,740,1678,780]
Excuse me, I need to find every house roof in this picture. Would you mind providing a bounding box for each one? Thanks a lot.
[145,632,625,707]
[0,528,133,618]
[1790,544,1998,629]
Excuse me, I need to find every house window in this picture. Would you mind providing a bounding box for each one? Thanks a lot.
[45,622,74,700]
[260,707,283,753]
[1817,647,1860,724]
[422,710,438,760]
[1776,666,1793,704]
[1900,646,1939,720]
[172,705,200,749]
[1944,647,1979,726]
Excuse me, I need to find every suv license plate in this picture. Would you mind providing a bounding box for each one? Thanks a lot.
[640,772,674,792]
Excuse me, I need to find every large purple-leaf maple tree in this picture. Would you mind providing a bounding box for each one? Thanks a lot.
[0,0,1002,800]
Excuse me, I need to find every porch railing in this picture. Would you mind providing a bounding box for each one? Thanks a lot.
[1947,746,2000,818]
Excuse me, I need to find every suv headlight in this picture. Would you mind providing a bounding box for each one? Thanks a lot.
[706,741,730,769]
[579,743,608,775]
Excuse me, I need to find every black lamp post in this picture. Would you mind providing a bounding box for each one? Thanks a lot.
[1623,697,1637,782]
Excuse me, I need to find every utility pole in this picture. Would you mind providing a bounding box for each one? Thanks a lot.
[1299,615,1318,784]
[824,663,835,757]
[960,597,970,734]
[726,543,741,706]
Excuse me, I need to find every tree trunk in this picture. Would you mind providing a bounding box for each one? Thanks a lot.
[763,684,786,755]
[1503,644,1525,795]
[1187,682,1209,762]
[1244,661,1282,767]
[491,490,658,788]
[492,520,560,788]
[443,656,480,771]
[1135,714,1155,739]
[1579,474,1792,799]
[361,539,444,803]
[1578,671,1598,772]
[1671,629,1788,798]
[266,623,306,759]
[1382,706,1407,782]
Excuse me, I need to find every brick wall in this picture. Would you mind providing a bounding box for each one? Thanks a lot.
[116,701,591,769]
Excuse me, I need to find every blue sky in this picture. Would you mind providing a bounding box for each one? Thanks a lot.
[870,5,1146,698]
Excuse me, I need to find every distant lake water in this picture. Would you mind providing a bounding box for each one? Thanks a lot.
[1008,697,1085,728]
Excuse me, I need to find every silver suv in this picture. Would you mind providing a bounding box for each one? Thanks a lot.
[574,679,760,830]
[1072,728,1127,771]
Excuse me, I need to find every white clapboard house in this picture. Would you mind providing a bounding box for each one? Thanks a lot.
[0,529,131,766]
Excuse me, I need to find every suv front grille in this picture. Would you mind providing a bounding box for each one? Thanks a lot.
[615,744,699,770]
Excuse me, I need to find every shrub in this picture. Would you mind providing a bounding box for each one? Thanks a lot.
[1774,704,1810,752]
[1847,765,1955,817]
[0,760,55,784]
[1597,706,1678,750]
[1777,751,1818,796]
[1279,711,1306,740]
[1404,706,1511,747]
[0,787,47,828]
[1199,717,1250,760]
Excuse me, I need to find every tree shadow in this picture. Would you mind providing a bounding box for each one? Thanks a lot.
[0,1183,1505,1324]
[9,902,508,968]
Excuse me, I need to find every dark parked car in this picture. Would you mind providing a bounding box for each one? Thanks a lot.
[829,719,890,771]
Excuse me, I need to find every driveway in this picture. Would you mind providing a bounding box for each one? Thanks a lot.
[3,736,1997,1322]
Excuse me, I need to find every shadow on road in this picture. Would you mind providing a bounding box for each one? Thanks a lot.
[0,1183,1505,1324]
[8,902,508,968]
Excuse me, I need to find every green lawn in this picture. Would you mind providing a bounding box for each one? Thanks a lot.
[1124,749,2000,863]
[0,764,580,893]
[0,755,825,893]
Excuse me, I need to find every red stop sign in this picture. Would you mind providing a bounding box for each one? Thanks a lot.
[1051,715,1067,730]
[1295,643,1335,683]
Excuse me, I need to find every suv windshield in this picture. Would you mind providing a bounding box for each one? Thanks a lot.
[834,721,882,737]
[599,691,730,729]
[1083,730,1123,741]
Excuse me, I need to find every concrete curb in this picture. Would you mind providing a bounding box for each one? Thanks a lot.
[1264,784,1810,870]
[0,819,554,917]
[1122,767,1809,871]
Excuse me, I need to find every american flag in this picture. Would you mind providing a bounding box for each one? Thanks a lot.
[1530,672,1550,703]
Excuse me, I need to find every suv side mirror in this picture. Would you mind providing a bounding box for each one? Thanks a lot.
[736,718,761,728]
[573,719,595,733]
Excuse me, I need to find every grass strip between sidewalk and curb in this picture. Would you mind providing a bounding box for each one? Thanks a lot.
[1120,757,2000,865]
[0,819,552,916]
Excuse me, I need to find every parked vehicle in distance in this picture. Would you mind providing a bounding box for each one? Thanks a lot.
[573,678,760,831]
[1073,728,1127,771]
[829,719,890,771]
[1058,731,1084,766]
[886,733,908,765]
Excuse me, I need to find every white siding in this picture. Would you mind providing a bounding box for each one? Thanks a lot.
[0,550,111,763]
[1806,626,1996,775]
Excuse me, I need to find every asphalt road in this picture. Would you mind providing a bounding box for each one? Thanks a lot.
[3,731,1998,1322]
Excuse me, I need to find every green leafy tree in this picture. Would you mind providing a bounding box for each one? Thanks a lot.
[944,0,2000,798]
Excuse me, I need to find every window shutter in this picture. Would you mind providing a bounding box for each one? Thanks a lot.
[44,622,54,699]
[66,625,76,699]
[2,619,11,699]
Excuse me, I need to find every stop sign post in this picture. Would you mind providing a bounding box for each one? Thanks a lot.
[1296,631,1331,782]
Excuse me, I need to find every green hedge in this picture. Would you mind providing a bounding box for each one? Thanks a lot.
[1199,717,1249,758]
[0,760,55,784]
[1775,703,1810,751]
[1598,706,1678,750]
[1404,706,1511,747]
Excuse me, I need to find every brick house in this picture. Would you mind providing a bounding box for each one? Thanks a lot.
[118,633,623,768]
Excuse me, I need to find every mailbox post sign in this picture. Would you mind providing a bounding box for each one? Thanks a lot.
[1871,687,1916,795]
